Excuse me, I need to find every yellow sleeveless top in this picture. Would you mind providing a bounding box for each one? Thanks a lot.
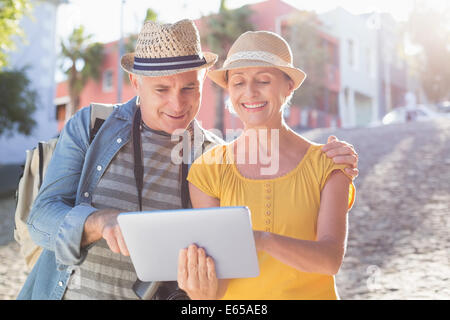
[187,143,355,300]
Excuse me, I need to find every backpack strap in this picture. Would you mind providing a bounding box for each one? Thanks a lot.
[38,142,44,189]
[90,118,106,144]
[89,103,115,143]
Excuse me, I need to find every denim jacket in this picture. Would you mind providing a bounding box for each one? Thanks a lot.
[17,97,221,300]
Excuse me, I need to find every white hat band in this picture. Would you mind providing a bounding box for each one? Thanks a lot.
[224,51,292,68]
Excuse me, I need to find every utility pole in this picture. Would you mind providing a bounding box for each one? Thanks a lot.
[117,0,125,104]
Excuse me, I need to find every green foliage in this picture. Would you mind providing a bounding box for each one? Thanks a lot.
[0,0,32,70]
[145,8,157,22]
[60,25,103,115]
[0,68,37,137]
[124,34,137,54]
[283,11,330,110]
[406,4,450,103]
[122,34,136,84]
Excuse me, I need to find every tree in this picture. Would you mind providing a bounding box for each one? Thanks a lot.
[0,68,37,137]
[282,11,330,111]
[60,25,103,119]
[144,8,157,22]
[406,3,450,103]
[0,0,32,70]
[201,0,254,133]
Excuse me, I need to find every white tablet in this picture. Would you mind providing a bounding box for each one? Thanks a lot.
[117,206,260,282]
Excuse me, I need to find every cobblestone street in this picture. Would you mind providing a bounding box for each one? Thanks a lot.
[303,118,450,299]
[1,118,449,299]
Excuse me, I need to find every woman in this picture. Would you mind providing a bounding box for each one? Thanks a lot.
[177,31,356,300]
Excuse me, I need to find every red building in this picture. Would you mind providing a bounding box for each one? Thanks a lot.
[55,0,341,132]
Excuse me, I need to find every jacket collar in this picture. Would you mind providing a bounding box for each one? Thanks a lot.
[113,96,138,122]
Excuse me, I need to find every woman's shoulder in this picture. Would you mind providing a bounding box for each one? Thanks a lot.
[288,133,325,162]
[291,136,334,172]
[193,143,230,166]
[300,139,353,182]
[306,142,327,160]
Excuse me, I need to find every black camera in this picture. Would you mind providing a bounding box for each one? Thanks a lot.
[133,280,190,300]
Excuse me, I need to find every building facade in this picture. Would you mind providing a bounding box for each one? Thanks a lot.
[319,7,380,128]
[375,13,408,117]
[0,0,65,164]
[278,11,341,130]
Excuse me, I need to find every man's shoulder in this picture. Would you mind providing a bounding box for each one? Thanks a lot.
[87,96,137,123]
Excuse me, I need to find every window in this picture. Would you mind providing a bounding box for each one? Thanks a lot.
[348,39,358,70]
[348,39,354,67]
[367,47,376,78]
[328,65,336,83]
[344,87,350,107]
[102,70,114,92]
[56,103,66,121]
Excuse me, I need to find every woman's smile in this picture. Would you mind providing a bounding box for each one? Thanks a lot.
[241,101,267,112]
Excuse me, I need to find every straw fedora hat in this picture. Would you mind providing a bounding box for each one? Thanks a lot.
[208,31,306,90]
[121,19,217,77]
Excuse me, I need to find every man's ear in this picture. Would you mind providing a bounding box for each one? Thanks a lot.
[129,73,139,91]
[203,69,208,81]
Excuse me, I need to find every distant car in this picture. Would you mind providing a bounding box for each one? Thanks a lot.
[382,105,439,125]
[436,101,450,115]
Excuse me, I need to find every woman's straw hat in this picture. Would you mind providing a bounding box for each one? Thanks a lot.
[208,31,306,90]
[121,19,217,77]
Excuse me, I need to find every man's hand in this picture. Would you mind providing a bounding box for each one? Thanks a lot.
[322,136,359,179]
[82,208,129,256]
[177,244,219,300]
[322,135,359,179]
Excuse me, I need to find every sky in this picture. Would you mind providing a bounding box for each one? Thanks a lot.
[56,0,450,43]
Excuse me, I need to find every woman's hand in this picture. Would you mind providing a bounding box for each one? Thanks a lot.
[253,230,268,252]
[177,244,219,300]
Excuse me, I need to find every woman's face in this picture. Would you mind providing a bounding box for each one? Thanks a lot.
[227,67,294,129]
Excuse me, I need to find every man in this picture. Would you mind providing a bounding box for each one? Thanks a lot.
[17,19,358,300]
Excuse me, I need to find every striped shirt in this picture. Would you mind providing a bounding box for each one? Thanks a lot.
[63,123,184,300]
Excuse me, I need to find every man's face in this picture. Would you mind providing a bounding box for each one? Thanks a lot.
[129,70,206,134]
